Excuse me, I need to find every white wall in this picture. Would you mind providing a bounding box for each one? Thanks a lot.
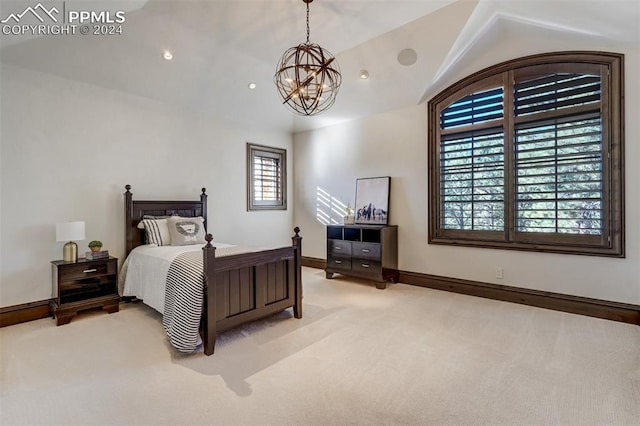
[294,47,640,305]
[0,63,294,308]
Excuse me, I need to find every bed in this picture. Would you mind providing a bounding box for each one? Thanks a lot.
[121,185,302,356]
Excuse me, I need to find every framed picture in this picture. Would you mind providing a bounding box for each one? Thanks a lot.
[355,176,390,225]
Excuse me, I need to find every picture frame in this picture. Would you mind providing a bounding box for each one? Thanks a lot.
[354,176,390,225]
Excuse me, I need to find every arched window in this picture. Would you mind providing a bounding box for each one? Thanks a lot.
[428,52,624,257]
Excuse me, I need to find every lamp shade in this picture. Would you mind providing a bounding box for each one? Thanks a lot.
[56,221,85,242]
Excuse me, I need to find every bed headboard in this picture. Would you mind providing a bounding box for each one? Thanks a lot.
[124,184,208,256]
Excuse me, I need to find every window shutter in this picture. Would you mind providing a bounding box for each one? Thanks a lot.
[439,87,505,233]
[441,87,503,129]
[514,73,601,117]
[428,52,623,256]
[513,72,603,236]
[247,143,287,211]
[515,114,603,235]
[440,128,505,231]
[253,154,281,202]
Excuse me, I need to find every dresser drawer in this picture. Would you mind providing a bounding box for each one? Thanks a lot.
[59,259,116,281]
[352,260,381,276]
[327,257,352,270]
[352,242,381,260]
[328,240,352,256]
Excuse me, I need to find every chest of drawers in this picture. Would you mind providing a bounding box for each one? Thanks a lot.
[325,225,398,289]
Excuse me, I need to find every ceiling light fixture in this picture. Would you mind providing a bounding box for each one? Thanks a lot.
[162,50,173,61]
[359,70,369,79]
[248,82,257,90]
[274,0,341,116]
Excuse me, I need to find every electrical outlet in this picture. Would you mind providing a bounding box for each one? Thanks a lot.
[495,267,504,279]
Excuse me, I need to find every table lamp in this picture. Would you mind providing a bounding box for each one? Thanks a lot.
[56,221,85,262]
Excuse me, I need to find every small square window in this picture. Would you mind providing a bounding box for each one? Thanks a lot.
[247,143,287,211]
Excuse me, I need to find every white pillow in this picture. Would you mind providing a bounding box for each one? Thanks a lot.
[167,216,206,246]
[140,218,171,246]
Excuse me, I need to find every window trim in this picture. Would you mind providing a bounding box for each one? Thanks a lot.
[428,51,624,257]
[247,143,287,211]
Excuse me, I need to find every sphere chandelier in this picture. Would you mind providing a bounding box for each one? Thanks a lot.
[274,0,342,116]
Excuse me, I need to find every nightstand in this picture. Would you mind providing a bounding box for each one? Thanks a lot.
[50,257,120,326]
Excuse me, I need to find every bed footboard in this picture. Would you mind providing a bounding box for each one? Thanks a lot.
[201,228,302,355]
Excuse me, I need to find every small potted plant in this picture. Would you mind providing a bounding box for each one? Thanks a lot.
[88,240,103,253]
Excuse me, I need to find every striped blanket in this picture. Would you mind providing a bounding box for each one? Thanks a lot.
[162,251,204,352]
[160,245,258,352]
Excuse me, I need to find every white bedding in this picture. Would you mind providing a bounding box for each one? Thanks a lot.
[119,242,238,314]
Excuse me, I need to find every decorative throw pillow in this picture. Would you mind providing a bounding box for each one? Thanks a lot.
[136,215,170,229]
[167,216,206,246]
[140,218,171,246]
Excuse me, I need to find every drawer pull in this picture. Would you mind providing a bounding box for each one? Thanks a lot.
[361,263,370,268]
[361,249,370,253]
[335,260,342,264]
[335,247,342,250]
[83,269,98,273]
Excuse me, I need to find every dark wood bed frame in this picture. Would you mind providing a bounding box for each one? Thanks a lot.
[124,185,302,355]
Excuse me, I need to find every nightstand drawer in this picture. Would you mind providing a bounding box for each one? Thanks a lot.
[352,242,381,260]
[59,259,116,281]
[328,240,352,256]
[60,277,117,304]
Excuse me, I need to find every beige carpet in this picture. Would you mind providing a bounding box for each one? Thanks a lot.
[1,267,639,425]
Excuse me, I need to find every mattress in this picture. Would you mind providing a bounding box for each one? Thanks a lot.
[119,242,250,313]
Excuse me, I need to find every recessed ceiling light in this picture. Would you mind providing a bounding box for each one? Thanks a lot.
[162,50,173,61]
[359,70,369,79]
[248,82,257,90]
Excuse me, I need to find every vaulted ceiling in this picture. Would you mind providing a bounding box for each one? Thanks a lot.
[1,0,638,133]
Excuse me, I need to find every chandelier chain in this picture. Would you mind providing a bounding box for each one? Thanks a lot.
[306,1,310,44]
